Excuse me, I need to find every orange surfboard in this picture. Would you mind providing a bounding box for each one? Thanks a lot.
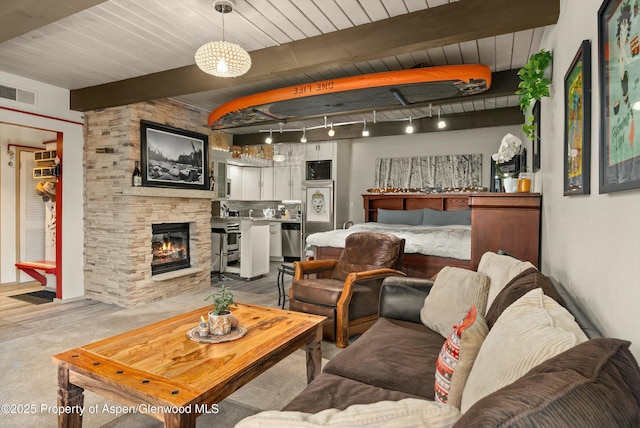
[208,64,491,129]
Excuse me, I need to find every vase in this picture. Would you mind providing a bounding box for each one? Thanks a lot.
[208,311,232,336]
[503,176,518,193]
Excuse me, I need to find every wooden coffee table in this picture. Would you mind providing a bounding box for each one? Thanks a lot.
[52,303,325,427]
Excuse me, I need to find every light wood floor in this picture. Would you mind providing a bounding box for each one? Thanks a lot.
[0,262,293,343]
[0,281,124,342]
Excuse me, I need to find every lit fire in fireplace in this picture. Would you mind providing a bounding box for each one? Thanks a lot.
[151,222,191,274]
[152,240,186,264]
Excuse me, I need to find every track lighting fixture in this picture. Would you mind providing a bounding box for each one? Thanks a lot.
[437,109,446,129]
[405,116,414,134]
[324,116,336,137]
[258,106,451,140]
[362,119,369,137]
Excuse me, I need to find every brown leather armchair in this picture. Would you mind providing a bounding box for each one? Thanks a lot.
[289,232,406,348]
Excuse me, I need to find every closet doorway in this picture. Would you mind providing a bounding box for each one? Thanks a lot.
[1,123,60,293]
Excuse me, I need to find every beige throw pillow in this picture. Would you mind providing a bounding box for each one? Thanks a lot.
[477,251,535,312]
[420,267,490,337]
[236,398,462,428]
[460,288,588,413]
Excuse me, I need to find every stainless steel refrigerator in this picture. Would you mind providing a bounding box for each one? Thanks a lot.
[302,181,335,257]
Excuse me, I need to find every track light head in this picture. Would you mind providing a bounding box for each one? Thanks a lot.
[265,129,273,144]
[437,109,446,129]
[405,116,414,134]
[362,119,369,137]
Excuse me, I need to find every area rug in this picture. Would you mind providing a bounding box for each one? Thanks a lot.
[8,290,55,305]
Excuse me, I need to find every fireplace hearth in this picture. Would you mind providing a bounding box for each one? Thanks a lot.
[151,223,191,275]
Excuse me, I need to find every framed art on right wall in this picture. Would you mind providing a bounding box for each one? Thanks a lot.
[598,0,640,193]
[564,39,591,196]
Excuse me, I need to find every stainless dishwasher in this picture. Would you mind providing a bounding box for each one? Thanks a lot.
[281,222,301,262]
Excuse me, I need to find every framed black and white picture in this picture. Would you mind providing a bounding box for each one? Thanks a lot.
[140,120,209,190]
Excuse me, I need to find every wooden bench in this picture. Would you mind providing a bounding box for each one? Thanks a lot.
[15,260,56,286]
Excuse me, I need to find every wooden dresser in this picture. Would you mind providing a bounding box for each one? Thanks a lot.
[467,193,541,269]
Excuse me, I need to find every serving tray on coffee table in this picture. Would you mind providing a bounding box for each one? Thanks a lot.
[186,325,247,344]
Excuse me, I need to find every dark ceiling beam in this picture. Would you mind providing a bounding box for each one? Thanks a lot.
[233,107,524,146]
[0,0,108,42]
[70,0,559,111]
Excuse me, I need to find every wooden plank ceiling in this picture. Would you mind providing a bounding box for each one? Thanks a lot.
[0,0,560,142]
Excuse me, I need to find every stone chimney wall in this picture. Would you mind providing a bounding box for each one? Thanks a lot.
[83,99,215,307]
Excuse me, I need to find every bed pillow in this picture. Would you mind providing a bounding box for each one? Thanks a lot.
[460,288,589,413]
[236,398,462,428]
[435,305,488,408]
[422,208,471,226]
[377,208,423,225]
[420,266,490,337]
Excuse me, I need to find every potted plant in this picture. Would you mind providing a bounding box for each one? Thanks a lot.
[516,49,553,140]
[205,284,238,336]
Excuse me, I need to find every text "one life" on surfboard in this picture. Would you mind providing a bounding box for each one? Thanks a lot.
[293,82,335,95]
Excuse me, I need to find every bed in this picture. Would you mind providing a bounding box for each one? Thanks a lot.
[309,193,542,278]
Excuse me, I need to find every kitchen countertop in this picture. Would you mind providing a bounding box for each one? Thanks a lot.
[212,216,301,223]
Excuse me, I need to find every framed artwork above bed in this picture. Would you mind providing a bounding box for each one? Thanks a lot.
[375,154,482,190]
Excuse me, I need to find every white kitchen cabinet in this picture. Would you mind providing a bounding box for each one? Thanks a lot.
[274,166,291,200]
[227,164,243,200]
[290,164,302,200]
[242,167,262,200]
[230,165,274,201]
[304,141,334,160]
[261,167,274,200]
[269,222,282,260]
[274,165,302,201]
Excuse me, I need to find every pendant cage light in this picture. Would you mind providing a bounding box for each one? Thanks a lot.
[273,143,286,162]
[195,0,251,78]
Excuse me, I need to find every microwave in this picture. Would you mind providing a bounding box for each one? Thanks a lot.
[305,160,332,181]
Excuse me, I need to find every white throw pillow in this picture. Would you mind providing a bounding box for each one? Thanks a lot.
[235,398,462,428]
[477,251,535,312]
[460,288,588,413]
[420,267,490,337]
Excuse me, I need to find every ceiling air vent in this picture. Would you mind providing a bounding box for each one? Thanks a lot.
[0,84,36,105]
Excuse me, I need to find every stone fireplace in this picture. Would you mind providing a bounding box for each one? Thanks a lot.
[83,99,218,307]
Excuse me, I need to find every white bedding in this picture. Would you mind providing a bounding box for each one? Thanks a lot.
[306,222,471,260]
